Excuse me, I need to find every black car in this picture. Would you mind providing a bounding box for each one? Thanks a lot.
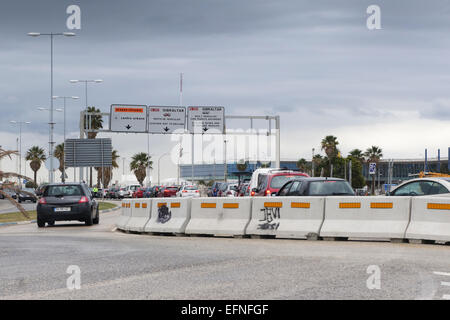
[18,188,37,203]
[276,177,355,196]
[37,183,99,227]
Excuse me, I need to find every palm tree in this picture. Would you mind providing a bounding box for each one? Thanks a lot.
[321,135,340,176]
[364,146,383,195]
[25,146,47,187]
[54,143,65,182]
[321,135,339,159]
[348,149,365,163]
[130,152,153,186]
[0,147,34,219]
[296,158,308,172]
[96,149,120,188]
[84,106,103,187]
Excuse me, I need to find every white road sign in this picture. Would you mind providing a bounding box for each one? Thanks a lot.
[369,162,377,175]
[148,106,186,134]
[110,104,147,132]
[187,106,224,134]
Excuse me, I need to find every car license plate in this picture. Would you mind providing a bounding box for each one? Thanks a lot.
[54,207,71,212]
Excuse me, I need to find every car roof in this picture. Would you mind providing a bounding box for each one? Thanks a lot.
[282,177,346,182]
[394,177,450,187]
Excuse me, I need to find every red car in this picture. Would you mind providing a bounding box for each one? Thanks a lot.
[157,186,179,198]
[254,171,309,196]
[132,187,145,198]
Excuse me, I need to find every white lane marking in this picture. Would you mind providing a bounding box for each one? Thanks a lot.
[441,282,450,287]
[443,295,450,300]
[433,271,450,277]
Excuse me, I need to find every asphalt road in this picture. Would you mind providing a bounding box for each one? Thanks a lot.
[0,199,36,214]
[0,209,449,300]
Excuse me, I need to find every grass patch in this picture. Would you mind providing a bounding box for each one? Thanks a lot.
[98,202,118,211]
[0,211,36,223]
[0,202,118,224]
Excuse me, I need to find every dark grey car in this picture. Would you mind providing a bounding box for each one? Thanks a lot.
[276,177,355,196]
[36,183,99,227]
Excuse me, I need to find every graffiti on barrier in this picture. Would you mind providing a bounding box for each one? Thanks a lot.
[157,205,172,224]
[257,207,280,230]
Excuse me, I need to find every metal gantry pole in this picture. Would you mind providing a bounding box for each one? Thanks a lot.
[49,34,54,183]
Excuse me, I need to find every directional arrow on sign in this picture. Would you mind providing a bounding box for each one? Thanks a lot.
[203,127,208,132]
[163,126,170,132]
[126,124,132,130]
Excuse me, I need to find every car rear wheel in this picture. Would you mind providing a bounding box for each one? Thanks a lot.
[37,219,45,228]
[47,221,55,226]
[93,210,99,224]
[85,214,93,226]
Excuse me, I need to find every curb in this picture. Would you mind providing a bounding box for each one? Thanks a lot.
[0,204,120,227]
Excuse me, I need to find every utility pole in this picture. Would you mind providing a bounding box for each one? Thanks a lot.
[224,139,228,182]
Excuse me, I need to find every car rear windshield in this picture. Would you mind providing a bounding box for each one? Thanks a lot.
[44,185,83,197]
[270,175,304,189]
[307,181,354,196]
[185,186,198,190]
[166,187,178,190]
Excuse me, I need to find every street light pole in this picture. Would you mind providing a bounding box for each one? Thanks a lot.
[10,121,31,187]
[28,31,75,183]
[52,96,79,182]
[69,79,103,184]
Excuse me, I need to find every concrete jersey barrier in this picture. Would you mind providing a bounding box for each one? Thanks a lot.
[116,199,132,230]
[124,199,152,232]
[319,196,412,241]
[185,197,252,237]
[144,198,191,234]
[406,196,450,242]
[245,197,325,239]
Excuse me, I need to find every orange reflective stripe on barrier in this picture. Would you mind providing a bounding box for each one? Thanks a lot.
[157,202,167,208]
[427,203,450,210]
[135,203,140,208]
[370,202,393,209]
[223,203,239,209]
[291,202,310,209]
[171,202,181,208]
[264,202,282,208]
[339,202,361,209]
[201,203,216,208]
[142,203,147,208]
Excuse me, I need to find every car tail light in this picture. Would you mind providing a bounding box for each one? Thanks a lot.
[250,191,255,196]
[195,190,199,193]
[79,196,89,203]
[182,190,187,193]
[38,197,47,204]
[266,190,271,196]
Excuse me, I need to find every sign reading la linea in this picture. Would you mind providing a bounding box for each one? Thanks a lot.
[110,104,147,132]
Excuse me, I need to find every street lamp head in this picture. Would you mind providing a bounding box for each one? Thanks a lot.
[37,107,47,111]
[25,121,31,124]
[94,79,103,83]
[10,120,17,123]
[27,32,41,37]
[63,32,76,37]
[69,80,79,83]
[52,96,59,99]
[55,108,63,112]
[71,96,79,99]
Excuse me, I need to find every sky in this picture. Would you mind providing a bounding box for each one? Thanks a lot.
[1,0,450,184]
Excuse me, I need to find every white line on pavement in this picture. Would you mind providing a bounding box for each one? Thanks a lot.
[433,271,450,277]
[441,282,450,287]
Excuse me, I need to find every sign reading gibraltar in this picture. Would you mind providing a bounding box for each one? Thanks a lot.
[110,104,147,132]
[187,106,224,134]
[148,106,186,134]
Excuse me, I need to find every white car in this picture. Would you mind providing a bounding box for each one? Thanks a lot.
[222,183,239,197]
[389,178,450,196]
[177,185,200,197]
[124,184,141,198]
